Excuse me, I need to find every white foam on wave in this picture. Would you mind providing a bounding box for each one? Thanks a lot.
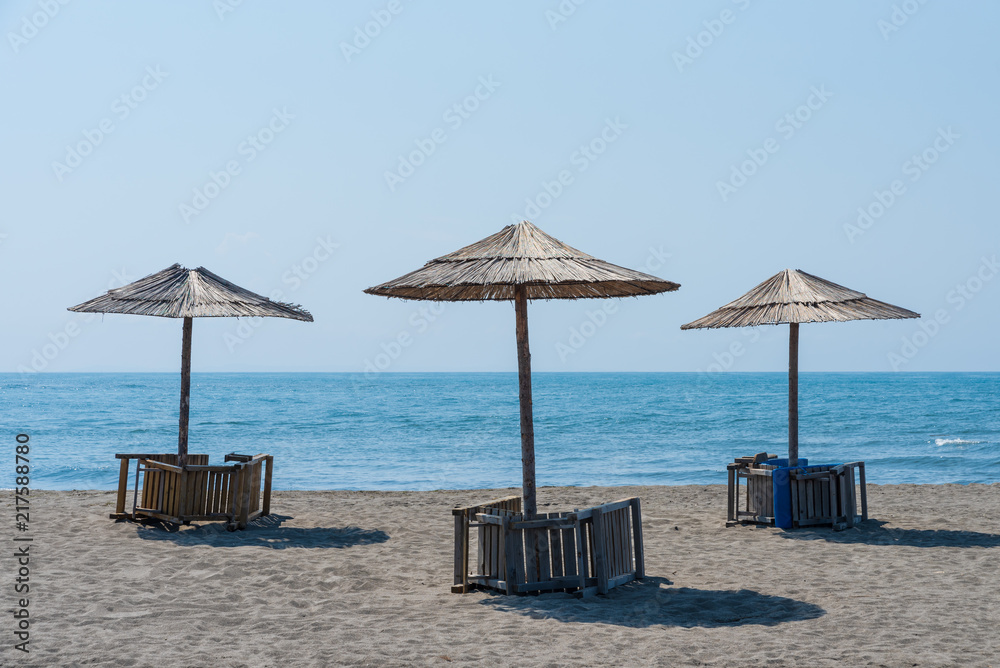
[934,438,983,446]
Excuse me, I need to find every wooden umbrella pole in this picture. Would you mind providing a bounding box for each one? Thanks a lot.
[178,316,193,467]
[514,286,537,518]
[788,322,799,467]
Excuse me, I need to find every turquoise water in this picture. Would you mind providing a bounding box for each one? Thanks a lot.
[2,373,998,490]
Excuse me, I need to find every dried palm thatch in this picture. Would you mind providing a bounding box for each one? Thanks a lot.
[681,268,919,467]
[365,221,680,301]
[68,264,312,321]
[681,269,918,329]
[366,220,680,517]
[68,263,313,465]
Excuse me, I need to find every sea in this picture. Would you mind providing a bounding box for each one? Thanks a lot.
[3,372,998,491]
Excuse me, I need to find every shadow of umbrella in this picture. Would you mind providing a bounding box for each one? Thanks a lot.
[777,520,1000,549]
[479,577,825,628]
[131,514,390,550]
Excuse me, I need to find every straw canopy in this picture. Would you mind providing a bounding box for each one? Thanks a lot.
[365,220,680,301]
[366,220,680,517]
[69,263,313,466]
[680,269,918,330]
[69,263,312,321]
[681,268,918,468]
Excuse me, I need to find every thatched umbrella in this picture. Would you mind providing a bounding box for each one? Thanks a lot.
[365,220,680,516]
[69,264,312,465]
[681,269,918,466]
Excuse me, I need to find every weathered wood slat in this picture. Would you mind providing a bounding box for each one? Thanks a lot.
[518,576,600,594]
[858,462,868,521]
[510,518,576,531]
[163,469,176,517]
[262,456,273,517]
[591,508,608,595]
[513,528,526,586]
[820,478,829,520]
[177,469,189,519]
[805,479,814,520]
[593,498,636,515]
[251,461,262,513]
[798,480,808,524]
[631,498,645,578]
[478,514,487,576]
[562,526,577,578]
[115,458,130,515]
[453,513,468,593]
[537,523,551,585]
[727,467,736,522]
[789,475,800,527]
[178,513,239,522]
[575,518,587,592]
[193,469,203,516]
[611,509,623,577]
[503,517,516,595]
[221,471,231,516]
[550,523,564,579]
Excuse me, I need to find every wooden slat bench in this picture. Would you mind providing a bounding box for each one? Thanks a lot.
[453,496,644,597]
[727,454,868,530]
[789,461,868,530]
[110,452,273,531]
[727,452,780,525]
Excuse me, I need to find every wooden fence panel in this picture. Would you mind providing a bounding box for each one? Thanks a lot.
[452,497,643,597]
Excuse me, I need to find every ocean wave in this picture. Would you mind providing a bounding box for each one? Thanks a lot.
[934,438,984,446]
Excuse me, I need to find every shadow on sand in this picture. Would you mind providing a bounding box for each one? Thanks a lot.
[479,577,825,628]
[778,520,1000,549]
[130,514,390,549]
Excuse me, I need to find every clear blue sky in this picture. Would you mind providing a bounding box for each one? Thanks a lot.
[2,1,997,373]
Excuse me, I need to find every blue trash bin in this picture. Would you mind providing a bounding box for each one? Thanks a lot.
[770,459,807,529]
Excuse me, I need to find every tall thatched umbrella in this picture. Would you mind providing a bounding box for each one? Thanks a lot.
[681,269,918,466]
[69,264,313,465]
[365,220,680,516]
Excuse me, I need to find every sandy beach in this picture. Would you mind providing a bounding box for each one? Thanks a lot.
[5,484,1000,667]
